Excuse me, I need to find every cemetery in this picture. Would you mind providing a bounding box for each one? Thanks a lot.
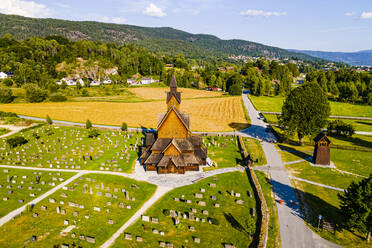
[0,125,143,172]
[0,168,75,217]
[0,173,156,247]
[113,171,258,248]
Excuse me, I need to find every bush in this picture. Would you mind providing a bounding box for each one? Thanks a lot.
[0,111,17,118]
[0,86,14,103]
[46,115,52,125]
[2,78,13,87]
[121,122,128,131]
[328,120,354,136]
[162,209,170,216]
[81,89,89,97]
[6,136,28,148]
[86,119,92,129]
[229,83,242,95]
[88,129,100,138]
[49,93,67,102]
[23,83,48,103]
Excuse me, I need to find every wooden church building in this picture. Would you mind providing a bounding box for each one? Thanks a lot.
[140,74,207,174]
[313,132,331,165]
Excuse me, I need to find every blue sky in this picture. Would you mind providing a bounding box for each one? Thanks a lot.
[1,0,372,52]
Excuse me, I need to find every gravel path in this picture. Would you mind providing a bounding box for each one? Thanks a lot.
[289,176,344,192]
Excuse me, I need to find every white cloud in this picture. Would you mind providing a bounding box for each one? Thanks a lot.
[143,3,166,17]
[101,16,127,24]
[345,12,354,16]
[361,11,372,19]
[0,0,51,18]
[240,9,286,17]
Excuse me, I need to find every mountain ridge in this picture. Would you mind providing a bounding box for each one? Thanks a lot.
[0,13,316,61]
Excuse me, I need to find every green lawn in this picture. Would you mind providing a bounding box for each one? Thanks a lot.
[242,137,267,165]
[250,95,372,118]
[292,180,369,248]
[255,171,281,248]
[203,136,243,170]
[0,128,10,136]
[0,168,75,217]
[0,126,142,172]
[285,161,362,189]
[0,173,156,248]
[331,149,372,177]
[113,171,258,248]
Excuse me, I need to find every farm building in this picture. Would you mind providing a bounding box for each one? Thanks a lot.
[140,74,207,174]
[313,132,331,165]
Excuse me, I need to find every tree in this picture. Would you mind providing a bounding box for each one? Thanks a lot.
[279,82,330,144]
[2,78,13,87]
[6,136,28,148]
[338,175,371,242]
[0,86,14,103]
[228,84,242,96]
[121,122,128,131]
[86,119,92,129]
[22,83,48,103]
[46,115,52,125]
[49,93,67,102]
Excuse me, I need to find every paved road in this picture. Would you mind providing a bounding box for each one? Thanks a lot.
[0,171,85,227]
[244,94,341,248]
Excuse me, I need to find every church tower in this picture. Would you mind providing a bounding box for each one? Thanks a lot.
[166,74,181,111]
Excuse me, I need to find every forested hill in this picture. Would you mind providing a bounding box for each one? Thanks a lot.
[0,13,315,60]
[289,49,372,66]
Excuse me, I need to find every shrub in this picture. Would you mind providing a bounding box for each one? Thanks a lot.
[86,119,92,129]
[121,122,128,131]
[46,115,52,125]
[163,209,170,216]
[229,83,242,96]
[81,89,89,97]
[2,78,13,87]
[328,120,354,136]
[23,83,48,103]
[0,111,17,118]
[49,93,67,102]
[6,136,28,148]
[88,129,100,138]
[0,86,14,103]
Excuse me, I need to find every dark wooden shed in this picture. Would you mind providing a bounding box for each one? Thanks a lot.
[313,132,331,165]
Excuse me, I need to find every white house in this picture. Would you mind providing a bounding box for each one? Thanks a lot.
[127,79,139,85]
[0,72,8,79]
[140,77,154,85]
[102,79,112,84]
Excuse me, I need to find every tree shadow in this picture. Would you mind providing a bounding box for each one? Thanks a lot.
[356,121,372,126]
[228,122,251,130]
[328,134,372,149]
[277,144,313,160]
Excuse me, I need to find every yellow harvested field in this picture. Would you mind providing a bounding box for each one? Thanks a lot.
[0,97,249,131]
[128,87,223,100]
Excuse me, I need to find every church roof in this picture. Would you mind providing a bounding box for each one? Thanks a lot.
[313,132,331,144]
[145,133,156,147]
[144,152,163,164]
[157,105,190,130]
[166,74,181,104]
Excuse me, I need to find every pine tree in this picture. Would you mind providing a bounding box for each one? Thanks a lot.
[86,119,92,129]
[46,115,52,125]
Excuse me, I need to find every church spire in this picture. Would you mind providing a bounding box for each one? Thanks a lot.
[170,73,178,92]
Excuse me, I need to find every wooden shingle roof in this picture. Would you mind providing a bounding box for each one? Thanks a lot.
[313,132,331,144]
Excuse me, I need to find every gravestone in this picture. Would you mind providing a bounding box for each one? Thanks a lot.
[142,215,150,222]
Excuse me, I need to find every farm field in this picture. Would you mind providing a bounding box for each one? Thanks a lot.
[0,96,249,132]
[0,173,157,248]
[292,180,369,248]
[128,87,223,100]
[0,168,75,217]
[0,126,142,172]
[112,171,258,248]
[203,136,242,170]
[249,95,372,118]
[242,137,267,165]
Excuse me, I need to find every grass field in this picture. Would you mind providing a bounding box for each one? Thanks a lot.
[0,174,156,248]
[0,168,75,217]
[203,136,242,170]
[0,128,10,136]
[250,95,372,118]
[292,180,369,248]
[255,171,281,248]
[0,126,142,172]
[0,96,248,132]
[128,87,223,100]
[112,171,258,248]
[242,137,267,165]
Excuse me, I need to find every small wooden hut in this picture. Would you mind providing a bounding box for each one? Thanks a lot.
[313,132,331,165]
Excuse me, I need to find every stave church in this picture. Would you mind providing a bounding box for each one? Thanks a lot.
[140,74,207,174]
